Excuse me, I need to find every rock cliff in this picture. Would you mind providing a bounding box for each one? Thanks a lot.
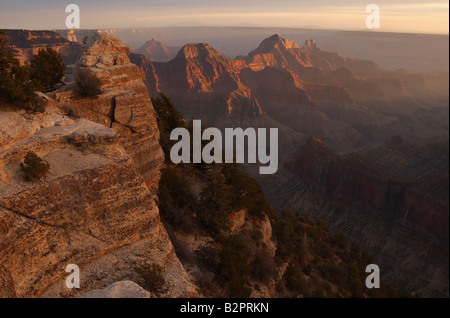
[81,281,151,298]
[135,39,180,62]
[132,34,447,156]
[265,137,449,297]
[0,104,196,298]
[54,33,165,189]
[2,30,81,65]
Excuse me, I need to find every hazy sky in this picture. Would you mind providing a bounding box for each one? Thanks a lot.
[0,0,448,34]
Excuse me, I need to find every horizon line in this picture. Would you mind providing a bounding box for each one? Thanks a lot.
[1,25,448,37]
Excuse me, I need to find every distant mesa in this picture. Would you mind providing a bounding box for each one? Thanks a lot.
[135,38,180,62]
[175,43,223,60]
[1,29,81,65]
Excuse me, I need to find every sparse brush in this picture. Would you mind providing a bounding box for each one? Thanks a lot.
[19,151,50,182]
[74,69,102,98]
[135,264,167,296]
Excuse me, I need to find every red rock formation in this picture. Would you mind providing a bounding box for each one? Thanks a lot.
[132,43,262,124]
[135,39,180,62]
[0,108,196,298]
[53,33,165,189]
[271,137,449,296]
[285,137,448,240]
[3,30,81,65]
[131,34,441,155]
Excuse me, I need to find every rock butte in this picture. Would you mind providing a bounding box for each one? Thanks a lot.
[0,34,197,298]
[57,32,165,191]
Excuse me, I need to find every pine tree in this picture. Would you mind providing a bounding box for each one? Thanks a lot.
[0,31,36,103]
[31,47,65,90]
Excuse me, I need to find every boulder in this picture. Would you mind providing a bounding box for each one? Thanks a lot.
[81,281,150,298]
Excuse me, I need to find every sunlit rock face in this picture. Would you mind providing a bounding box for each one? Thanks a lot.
[58,33,165,189]
[0,105,196,298]
[3,30,81,65]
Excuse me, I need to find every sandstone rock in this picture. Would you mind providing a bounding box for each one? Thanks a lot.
[3,30,81,66]
[0,265,16,298]
[95,63,106,69]
[0,112,40,149]
[113,53,130,65]
[135,39,180,62]
[0,110,196,298]
[99,54,114,67]
[79,54,98,67]
[67,121,120,146]
[59,34,165,186]
[40,112,75,128]
[268,137,449,297]
[80,281,150,298]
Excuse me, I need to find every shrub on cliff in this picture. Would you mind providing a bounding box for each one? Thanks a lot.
[74,69,101,98]
[152,92,186,160]
[136,264,166,296]
[19,151,50,182]
[158,166,196,232]
[218,235,252,297]
[0,31,36,104]
[284,262,307,296]
[198,171,231,234]
[31,47,65,90]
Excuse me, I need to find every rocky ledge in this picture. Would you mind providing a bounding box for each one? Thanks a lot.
[0,105,196,298]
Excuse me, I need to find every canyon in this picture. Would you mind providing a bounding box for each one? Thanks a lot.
[55,27,449,73]
[2,30,81,66]
[264,136,449,297]
[135,39,180,62]
[129,34,449,297]
[0,33,194,297]
[1,29,448,297]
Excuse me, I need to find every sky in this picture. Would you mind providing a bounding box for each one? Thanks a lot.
[0,0,448,34]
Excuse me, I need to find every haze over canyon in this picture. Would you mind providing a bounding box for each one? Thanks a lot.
[0,26,448,298]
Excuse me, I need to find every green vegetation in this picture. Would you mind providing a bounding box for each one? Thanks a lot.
[1,32,66,105]
[75,69,102,98]
[251,250,277,285]
[198,169,231,233]
[0,31,35,104]
[153,92,273,236]
[222,163,275,219]
[218,235,252,298]
[158,166,196,232]
[152,92,185,158]
[284,261,307,296]
[60,103,80,119]
[19,151,50,182]
[30,47,65,90]
[136,264,166,296]
[153,93,406,298]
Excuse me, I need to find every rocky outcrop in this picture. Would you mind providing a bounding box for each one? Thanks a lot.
[0,107,196,298]
[131,34,447,156]
[54,33,164,189]
[131,43,262,124]
[264,137,449,297]
[0,265,16,298]
[2,29,81,65]
[135,39,180,62]
[246,34,311,72]
[80,281,150,298]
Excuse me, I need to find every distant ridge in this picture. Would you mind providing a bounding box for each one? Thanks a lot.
[134,38,180,62]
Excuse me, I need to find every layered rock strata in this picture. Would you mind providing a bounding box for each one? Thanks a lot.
[54,33,164,190]
[0,106,196,298]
